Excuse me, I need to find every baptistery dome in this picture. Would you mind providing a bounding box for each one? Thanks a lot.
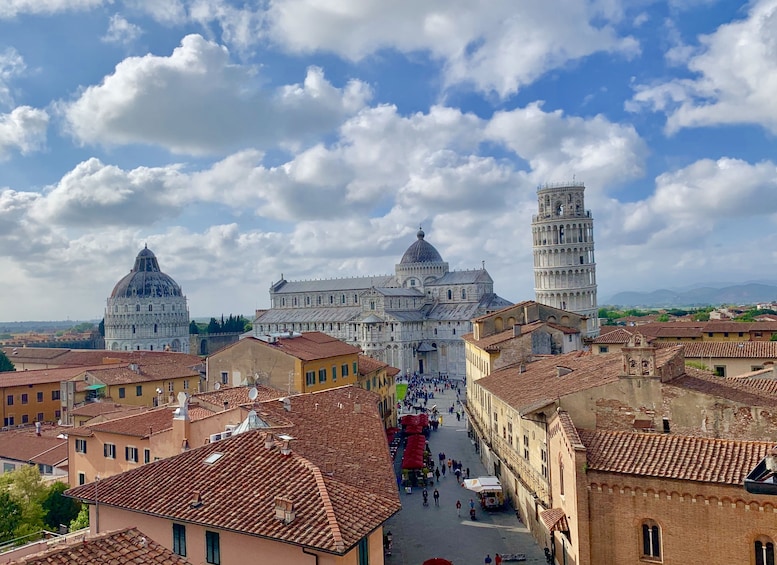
[104,246,190,353]
[400,228,444,264]
[110,247,184,299]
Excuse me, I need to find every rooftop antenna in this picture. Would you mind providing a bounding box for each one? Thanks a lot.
[248,387,258,402]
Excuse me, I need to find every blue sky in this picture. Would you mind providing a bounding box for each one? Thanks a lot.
[1,0,776,321]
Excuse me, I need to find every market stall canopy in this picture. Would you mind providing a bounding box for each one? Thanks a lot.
[422,559,453,565]
[462,477,502,493]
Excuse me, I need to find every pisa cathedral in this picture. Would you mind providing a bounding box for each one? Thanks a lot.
[253,228,512,378]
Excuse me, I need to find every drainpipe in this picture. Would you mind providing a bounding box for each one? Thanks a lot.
[302,547,319,565]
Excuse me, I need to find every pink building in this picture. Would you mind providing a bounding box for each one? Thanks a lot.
[66,386,401,565]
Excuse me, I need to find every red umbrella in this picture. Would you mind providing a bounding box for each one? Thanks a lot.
[422,559,453,565]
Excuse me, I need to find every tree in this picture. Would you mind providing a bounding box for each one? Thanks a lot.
[189,320,199,334]
[0,491,22,543]
[0,465,47,537]
[207,318,220,334]
[0,350,14,372]
[68,504,89,531]
[42,482,81,531]
[98,318,105,337]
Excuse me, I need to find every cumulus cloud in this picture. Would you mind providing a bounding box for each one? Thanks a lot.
[0,106,49,158]
[101,14,143,45]
[630,0,777,134]
[59,34,372,155]
[0,0,105,19]
[266,0,638,97]
[485,102,648,193]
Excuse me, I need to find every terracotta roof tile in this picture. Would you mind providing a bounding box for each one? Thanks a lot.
[69,402,150,419]
[683,341,777,358]
[592,327,637,344]
[192,385,285,411]
[65,386,400,554]
[0,364,112,387]
[358,354,389,375]
[0,347,202,368]
[234,334,361,362]
[5,527,191,564]
[0,425,68,464]
[579,428,773,485]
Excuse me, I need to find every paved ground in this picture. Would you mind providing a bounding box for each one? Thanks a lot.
[385,380,548,565]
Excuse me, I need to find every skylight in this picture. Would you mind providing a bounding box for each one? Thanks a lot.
[204,452,224,465]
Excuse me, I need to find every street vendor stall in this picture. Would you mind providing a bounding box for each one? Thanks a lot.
[462,476,505,509]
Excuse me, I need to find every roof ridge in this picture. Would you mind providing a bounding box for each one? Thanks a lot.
[300,456,345,553]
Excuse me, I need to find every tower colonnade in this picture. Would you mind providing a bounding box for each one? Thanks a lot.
[532,182,599,337]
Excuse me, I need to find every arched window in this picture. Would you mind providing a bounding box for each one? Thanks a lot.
[136,304,141,312]
[114,305,118,313]
[755,537,775,565]
[317,296,322,305]
[559,456,565,496]
[281,298,286,306]
[641,520,661,559]
[461,289,466,299]
[341,294,346,304]
[124,305,128,312]
[447,289,452,300]
[148,304,153,312]
[305,296,310,306]
[154,324,158,334]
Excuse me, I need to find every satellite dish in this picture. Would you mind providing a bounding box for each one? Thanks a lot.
[214,382,221,390]
[248,387,258,401]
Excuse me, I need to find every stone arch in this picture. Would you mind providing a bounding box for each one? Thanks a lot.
[199,339,208,355]
[494,317,504,332]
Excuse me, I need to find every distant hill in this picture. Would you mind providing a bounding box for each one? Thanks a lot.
[605,283,777,308]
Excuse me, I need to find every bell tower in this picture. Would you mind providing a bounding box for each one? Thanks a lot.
[531,182,599,337]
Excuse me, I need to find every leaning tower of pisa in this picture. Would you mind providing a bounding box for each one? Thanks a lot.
[531,182,600,337]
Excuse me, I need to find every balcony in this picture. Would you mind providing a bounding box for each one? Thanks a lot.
[492,434,551,507]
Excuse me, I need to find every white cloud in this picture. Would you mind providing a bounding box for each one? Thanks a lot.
[102,14,143,45]
[266,0,638,97]
[0,0,105,19]
[485,102,648,193]
[0,48,25,107]
[59,34,372,155]
[630,0,777,134]
[0,106,49,158]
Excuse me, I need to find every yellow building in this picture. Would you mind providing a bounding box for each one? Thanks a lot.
[206,332,362,394]
[357,354,399,428]
[62,359,203,424]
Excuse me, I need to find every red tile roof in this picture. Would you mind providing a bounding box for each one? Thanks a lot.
[592,327,638,344]
[70,402,150,419]
[358,354,389,375]
[0,347,202,368]
[267,332,362,361]
[192,385,285,411]
[0,425,68,465]
[579,428,773,485]
[0,364,111,387]
[65,386,400,555]
[682,341,777,358]
[5,527,191,564]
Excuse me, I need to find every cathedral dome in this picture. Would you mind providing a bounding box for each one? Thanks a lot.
[400,228,444,264]
[110,246,184,298]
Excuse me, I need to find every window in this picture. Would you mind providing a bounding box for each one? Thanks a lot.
[221,372,228,385]
[319,368,327,383]
[541,447,548,479]
[332,366,337,381]
[183,380,189,390]
[136,304,141,312]
[144,449,151,464]
[306,371,315,386]
[52,390,60,401]
[75,439,87,453]
[3,417,14,426]
[37,392,43,402]
[37,413,43,422]
[755,538,775,565]
[357,537,369,565]
[22,414,28,424]
[713,365,726,377]
[342,364,349,377]
[149,304,153,312]
[599,346,609,353]
[21,393,28,404]
[523,435,529,460]
[168,381,175,393]
[6,395,12,406]
[461,289,466,299]
[78,472,86,485]
[206,531,221,564]
[104,443,116,459]
[559,457,565,495]
[136,385,143,396]
[173,524,186,557]
[125,446,138,462]
[353,362,358,375]
[641,521,661,559]
[118,387,126,399]
[55,409,61,419]
[447,289,452,300]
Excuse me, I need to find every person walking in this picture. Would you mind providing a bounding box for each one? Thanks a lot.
[495,553,503,565]
[441,464,446,477]
[447,458,452,470]
[456,499,462,517]
[485,554,493,565]
[435,468,440,482]
[469,498,476,510]
[433,489,440,506]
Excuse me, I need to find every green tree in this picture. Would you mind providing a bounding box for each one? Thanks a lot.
[207,318,221,333]
[189,320,200,334]
[68,504,89,531]
[0,491,22,543]
[657,314,670,322]
[41,482,81,531]
[0,350,15,372]
[98,318,105,337]
[0,465,47,537]
[693,312,710,321]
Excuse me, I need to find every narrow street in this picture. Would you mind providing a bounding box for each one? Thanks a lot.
[385,380,548,565]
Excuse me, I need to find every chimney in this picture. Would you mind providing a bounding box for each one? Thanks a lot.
[264,433,275,450]
[172,394,191,453]
[274,496,295,524]
[189,491,203,509]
